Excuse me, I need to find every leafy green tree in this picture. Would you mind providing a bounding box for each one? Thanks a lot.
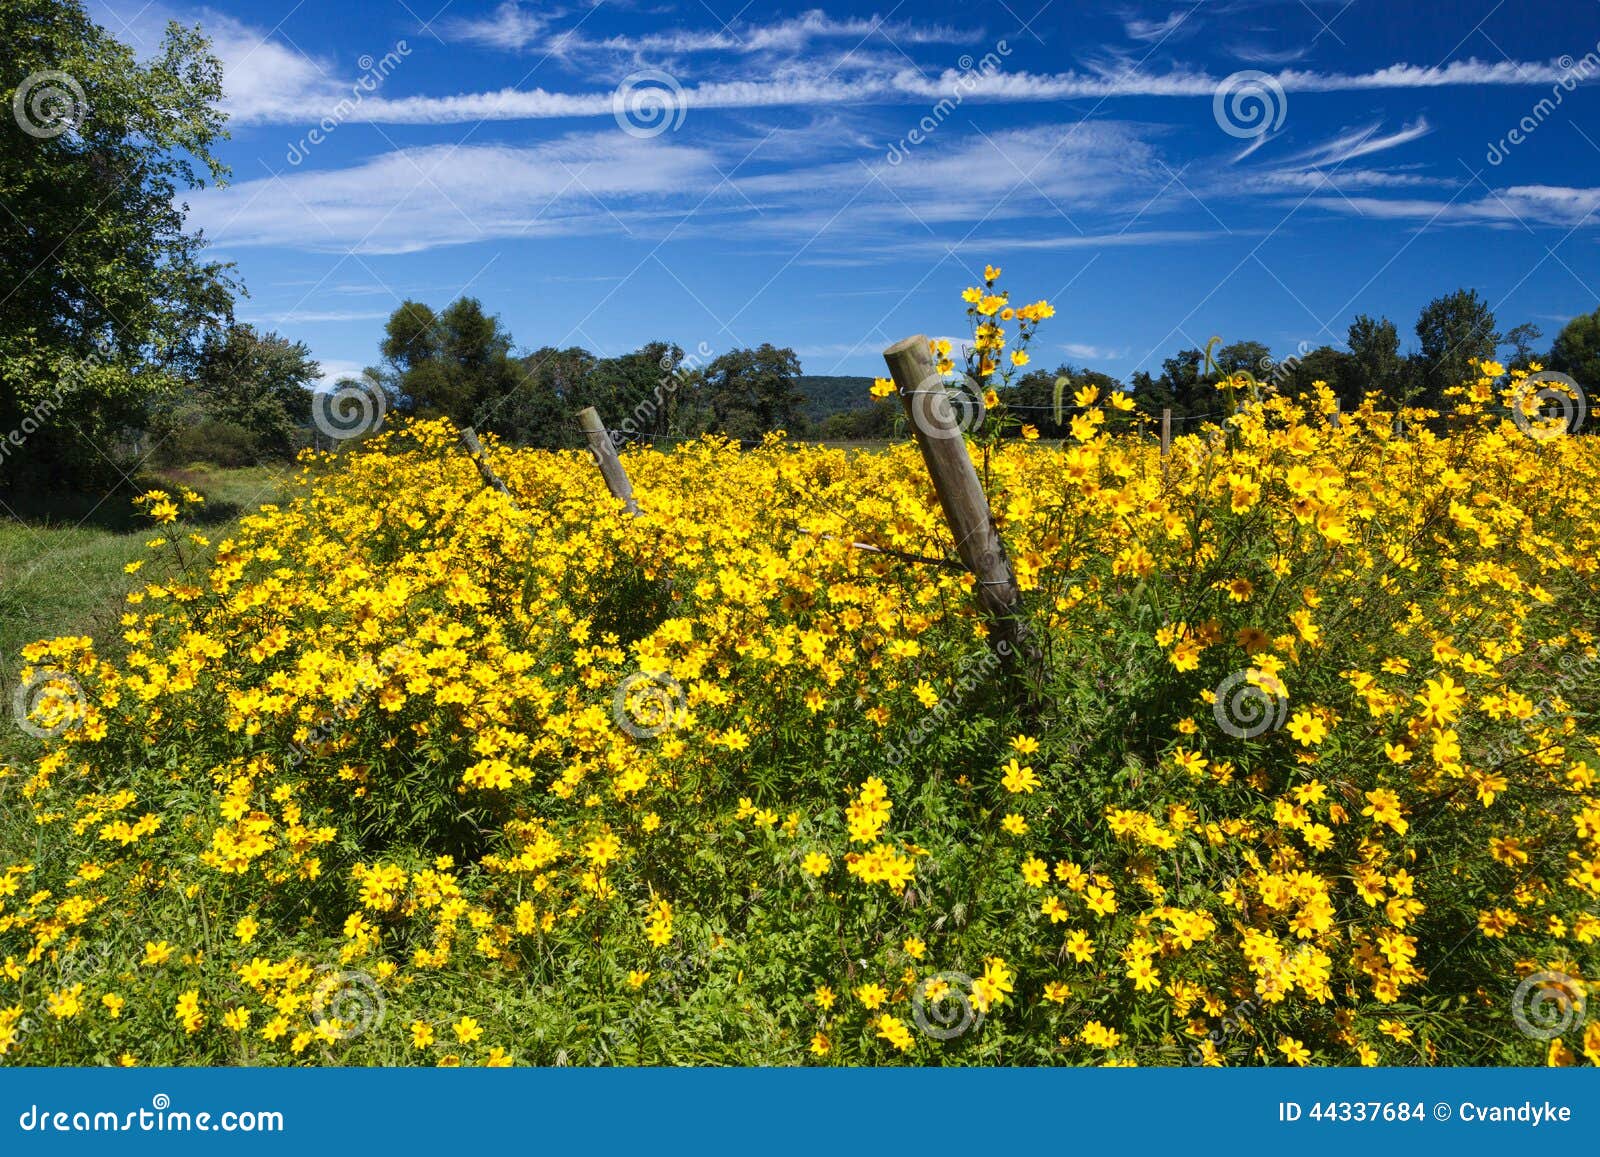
[1136,348,1206,422]
[586,342,694,442]
[1,0,234,491]
[1502,322,1544,372]
[703,345,805,439]
[150,325,317,463]
[1001,364,1123,438]
[381,297,520,427]
[1545,309,1600,391]
[1282,346,1355,403]
[1345,315,1405,402]
[496,346,593,450]
[379,301,442,372]
[1212,340,1272,377]
[1415,289,1500,403]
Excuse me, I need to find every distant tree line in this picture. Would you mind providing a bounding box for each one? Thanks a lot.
[354,297,813,449]
[5,0,1599,496]
[794,291,1600,443]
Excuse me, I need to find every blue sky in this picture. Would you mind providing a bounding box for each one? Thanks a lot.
[94,0,1600,384]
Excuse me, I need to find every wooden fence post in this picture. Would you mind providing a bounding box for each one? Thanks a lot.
[576,407,641,516]
[1160,408,1172,458]
[882,335,1031,668]
[459,426,511,495]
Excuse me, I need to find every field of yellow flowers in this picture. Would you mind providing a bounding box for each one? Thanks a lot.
[3,274,1599,1068]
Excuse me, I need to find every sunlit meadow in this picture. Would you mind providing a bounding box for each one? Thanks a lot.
[3,272,1598,1068]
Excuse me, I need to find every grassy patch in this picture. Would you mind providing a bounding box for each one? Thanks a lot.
[0,464,294,731]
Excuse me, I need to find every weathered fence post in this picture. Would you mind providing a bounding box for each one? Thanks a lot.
[882,335,1031,669]
[576,407,641,516]
[459,426,511,495]
[1160,408,1172,458]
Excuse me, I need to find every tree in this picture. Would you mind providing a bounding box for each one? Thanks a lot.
[702,345,805,438]
[1345,315,1405,402]
[1136,348,1205,421]
[1,0,234,491]
[380,297,520,427]
[1001,364,1124,439]
[1282,346,1355,403]
[586,342,692,443]
[1212,340,1272,377]
[497,346,593,450]
[1415,290,1500,403]
[150,324,318,463]
[1546,307,1600,392]
[1502,322,1544,371]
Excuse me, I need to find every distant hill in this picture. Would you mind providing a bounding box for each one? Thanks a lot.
[796,375,875,420]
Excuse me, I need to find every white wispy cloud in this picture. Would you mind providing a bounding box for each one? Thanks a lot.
[448,1,554,52]
[1062,341,1129,359]
[191,137,722,254]
[313,359,375,386]
[445,5,980,58]
[1124,10,1195,42]
[1278,118,1433,169]
[252,58,1582,126]
[1237,119,1452,195]
[913,229,1234,253]
[1313,185,1600,227]
[246,309,394,324]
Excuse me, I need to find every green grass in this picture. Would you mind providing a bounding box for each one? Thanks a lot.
[0,464,294,728]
